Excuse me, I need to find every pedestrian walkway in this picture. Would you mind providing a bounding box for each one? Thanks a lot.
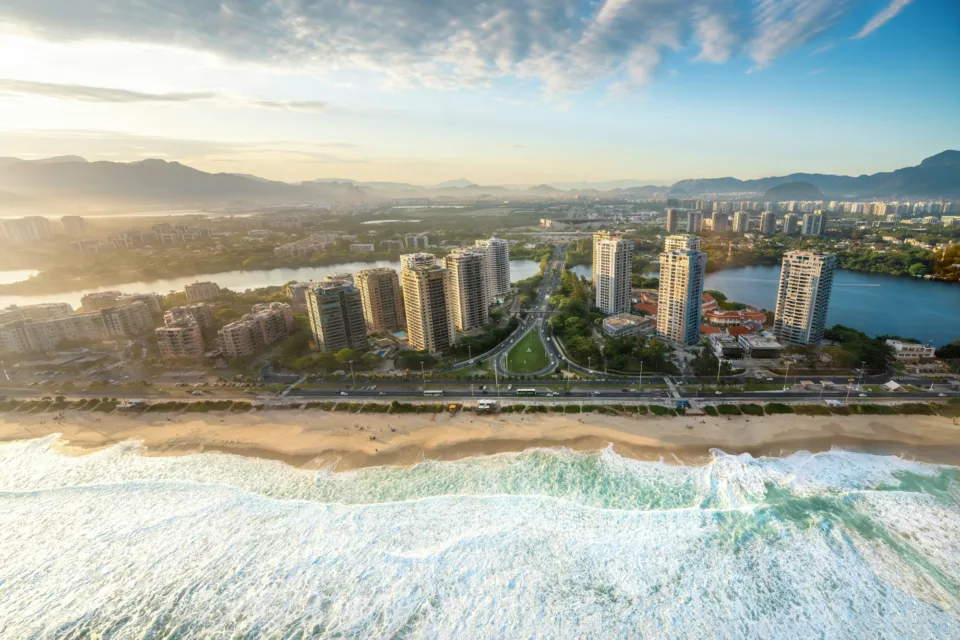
[664,377,681,399]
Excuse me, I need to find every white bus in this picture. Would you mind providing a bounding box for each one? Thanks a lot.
[423,390,445,397]
[516,389,537,396]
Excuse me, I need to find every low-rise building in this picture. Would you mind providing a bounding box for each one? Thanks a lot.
[116,292,164,315]
[350,243,375,253]
[273,234,339,258]
[0,321,31,354]
[709,334,743,358]
[885,339,936,361]
[601,313,655,338]
[24,312,108,351]
[156,319,204,359]
[737,333,783,359]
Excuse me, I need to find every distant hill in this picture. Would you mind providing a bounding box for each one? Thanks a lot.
[764,181,824,201]
[671,150,960,197]
[434,179,476,188]
[0,157,372,212]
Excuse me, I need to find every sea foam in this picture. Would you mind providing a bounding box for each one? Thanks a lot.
[0,436,957,638]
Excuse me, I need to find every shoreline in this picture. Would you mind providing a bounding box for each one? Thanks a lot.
[3,409,960,470]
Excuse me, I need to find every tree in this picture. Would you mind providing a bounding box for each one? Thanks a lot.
[908,262,929,277]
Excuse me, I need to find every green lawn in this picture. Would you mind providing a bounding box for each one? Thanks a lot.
[505,331,551,374]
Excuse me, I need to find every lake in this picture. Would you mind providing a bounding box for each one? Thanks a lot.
[0,260,543,311]
[572,264,960,346]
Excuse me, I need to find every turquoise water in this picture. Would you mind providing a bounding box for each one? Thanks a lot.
[0,437,958,637]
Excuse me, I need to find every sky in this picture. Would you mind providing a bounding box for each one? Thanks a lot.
[0,0,957,186]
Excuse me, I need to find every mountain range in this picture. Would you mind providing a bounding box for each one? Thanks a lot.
[0,151,955,214]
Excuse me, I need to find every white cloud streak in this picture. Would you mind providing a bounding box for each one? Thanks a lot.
[0,78,215,102]
[852,0,913,39]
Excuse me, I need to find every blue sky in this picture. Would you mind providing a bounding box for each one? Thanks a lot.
[0,0,956,184]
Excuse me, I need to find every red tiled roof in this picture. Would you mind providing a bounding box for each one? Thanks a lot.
[633,303,658,315]
[700,324,721,335]
[727,324,754,336]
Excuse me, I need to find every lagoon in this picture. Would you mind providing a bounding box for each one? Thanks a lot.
[573,264,960,346]
[0,260,543,311]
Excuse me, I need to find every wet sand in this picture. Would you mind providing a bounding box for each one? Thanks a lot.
[2,407,960,469]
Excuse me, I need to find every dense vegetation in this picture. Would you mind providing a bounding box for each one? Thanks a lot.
[836,246,933,277]
[823,325,895,372]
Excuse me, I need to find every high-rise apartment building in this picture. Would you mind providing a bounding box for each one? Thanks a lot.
[782,213,800,235]
[801,212,824,236]
[185,281,221,302]
[404,233,429,249]
[474,237,511,300]
[165,303,216,329]
[665,208,679,233]
[592,230,621,288]
[0,320,32,355]
[732,211,750,233]
[81,291,124,312]
[60,216,87,238]
[0,217,53,245]
[356,268,405,332]
[773,251,837,345]
[657,234,707,345]
[156,319,204,359]
[759,211,777,235]
[218,303,294,357]
[101,302,154,337]
[594,235,634,315]
[400,252,437,271]
[686,212,703,233]
[23,312,108,351]
[711,212,729,233]
[305,282,368,353]
[402,265,452,353]
[444,249,489,332]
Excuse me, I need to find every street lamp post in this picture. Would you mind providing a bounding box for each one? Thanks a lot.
[857,361,866,391]
[349,360,356,388]
[420,361,426,388]
[783,361,791,391]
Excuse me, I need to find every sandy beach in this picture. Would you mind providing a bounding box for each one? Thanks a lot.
[3,407,960,469]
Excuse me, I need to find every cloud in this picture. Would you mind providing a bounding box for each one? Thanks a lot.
[249,100,331,112]
[852,0,912,39]
[749,0,853,69]
[692,10,737,63]
[812,41,835,54]
[0,0,881,93]
[807,68,826,75]
[0,78,215,102]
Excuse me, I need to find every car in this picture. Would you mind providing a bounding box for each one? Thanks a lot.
[622,388,631,392]
[715,391,722,395]
[766,377,774,381]
[369,385,377,390]
[858,393,867,397]
[378,391,386,396]
[340,391,349,396]
[244,389,255,395]
[938,393,947,397]
[190,391,203,396]
[591,391,601,396]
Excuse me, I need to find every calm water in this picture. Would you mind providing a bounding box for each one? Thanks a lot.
[0,260,542,310]
[572,265,960,346]
[1,438,958,637]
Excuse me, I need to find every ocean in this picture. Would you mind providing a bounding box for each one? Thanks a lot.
[1,436,958,638]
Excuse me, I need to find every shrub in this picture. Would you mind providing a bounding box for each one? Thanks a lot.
[829,406,851,415]
[389,401,416,414]
[231,402,253,412]
[550,405,565,413]
[675,408,686,417]
[416,403,445,414]
[633,405,649,415]
[738,404,764,416]
[794,404,832,416]
[650,405,672,416]
[853,404,897,415]
[525,405,548,413]
[703,405,719,417]
[0,400,21,412]
[717,405,741,416]
[935,400,960,418]
[563,405,581,414]
[764,403,794,415]
[360,403,391,413]
[895,403,936,415]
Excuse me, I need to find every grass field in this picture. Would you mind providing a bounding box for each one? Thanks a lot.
[505,330,551,374]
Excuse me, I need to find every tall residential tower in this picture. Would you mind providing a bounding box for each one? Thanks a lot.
[475,237,511,300]
[657,234,707,345]
[305,281,368,352]
[402,265,452,353]
[444,249,489,333]
[773,251,837,345]
[355,268,405,333]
